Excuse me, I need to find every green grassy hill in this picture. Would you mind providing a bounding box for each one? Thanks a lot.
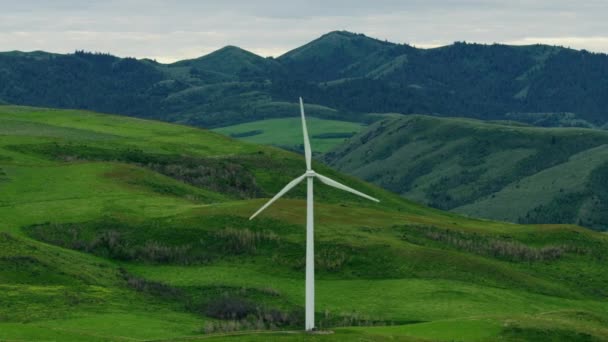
[325,115,608,231]
[1,105,608,341]
[213,117,365,153]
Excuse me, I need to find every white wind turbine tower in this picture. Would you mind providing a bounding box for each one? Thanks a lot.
[249,97,379,331]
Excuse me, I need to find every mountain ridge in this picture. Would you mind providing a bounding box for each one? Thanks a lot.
[1,30,608,128]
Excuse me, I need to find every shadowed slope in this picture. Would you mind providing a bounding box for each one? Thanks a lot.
[326,114,608,230]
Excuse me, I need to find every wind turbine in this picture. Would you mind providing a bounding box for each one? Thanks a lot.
[249,97,379,331]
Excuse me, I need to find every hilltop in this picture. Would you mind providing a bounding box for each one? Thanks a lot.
[171,45,282,80]
[325,115,608,231]
[1,31,608,129]
[277,31,400,81]
[1,105,607,341]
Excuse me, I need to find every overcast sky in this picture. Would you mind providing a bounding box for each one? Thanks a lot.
[2,0,607,63]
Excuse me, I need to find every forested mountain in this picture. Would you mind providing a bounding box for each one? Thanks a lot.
[171,45,282,81]
[0,50,165,117]
[1,31,607,128]
[325,115,608,230]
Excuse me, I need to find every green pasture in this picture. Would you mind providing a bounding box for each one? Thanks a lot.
[213,117,364,153]
[1,105,607,341]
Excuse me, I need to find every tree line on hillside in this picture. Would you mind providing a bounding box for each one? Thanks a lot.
[272,43,608,125]
[1,33,608,128]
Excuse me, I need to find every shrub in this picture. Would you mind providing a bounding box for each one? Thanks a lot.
[202,293,301,332]
[120,269,182,299]
[205,296,258,320]
[89,230,133,260]
[400,224,583,263]
[25,223,201,264]
[214,228,279,254]
[137,241,192,263]
[316,246,350,271]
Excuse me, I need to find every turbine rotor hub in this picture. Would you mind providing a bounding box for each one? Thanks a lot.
[305,170,316,178]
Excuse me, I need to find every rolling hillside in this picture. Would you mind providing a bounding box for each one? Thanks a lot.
[1,105,608,341]
[1,31,608,129]
[325,115,608,231]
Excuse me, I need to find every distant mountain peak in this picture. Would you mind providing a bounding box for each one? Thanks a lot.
[218,44,242,50]
[170,44,278,78]
[282,31,388,59]
[276,30,398,81]
[184,45,262,62]
[282,30,392,58]
[320,30,363,38]
[213,45,257,55]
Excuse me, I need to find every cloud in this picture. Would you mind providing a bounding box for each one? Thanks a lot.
[1,0,607,62]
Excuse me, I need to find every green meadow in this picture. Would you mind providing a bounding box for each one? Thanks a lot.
[1,105,607,341]
[213,117,364,153]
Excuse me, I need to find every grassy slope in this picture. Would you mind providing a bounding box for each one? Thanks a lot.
[213,117,365,153]
[1,105,607,341]
[456,145,608,221]
[326,114,608,230]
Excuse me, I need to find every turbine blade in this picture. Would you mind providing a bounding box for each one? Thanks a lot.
[300,97,312,170]
[249,173,307,220]
[316,173,380,203]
